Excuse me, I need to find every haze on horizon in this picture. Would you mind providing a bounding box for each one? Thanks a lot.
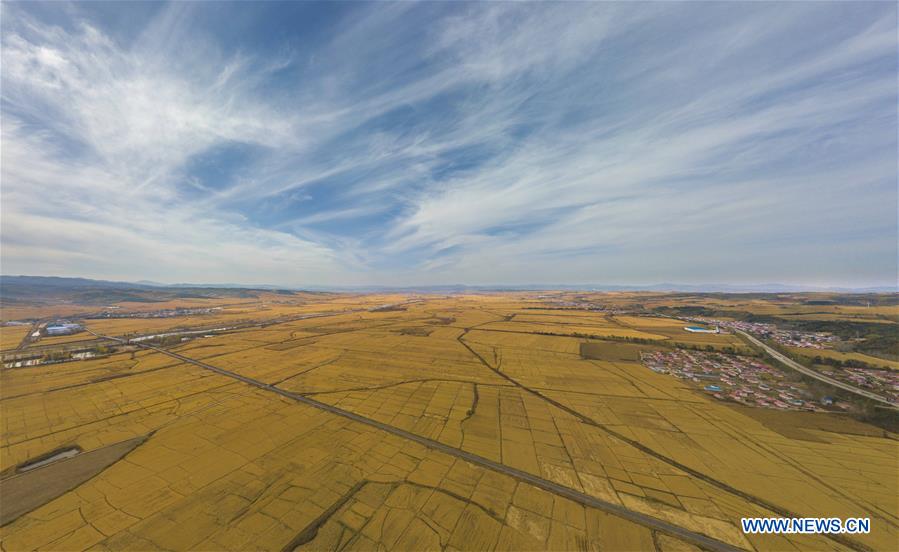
[1,1,896,289]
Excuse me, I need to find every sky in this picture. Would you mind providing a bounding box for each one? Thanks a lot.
[1,1,896,288]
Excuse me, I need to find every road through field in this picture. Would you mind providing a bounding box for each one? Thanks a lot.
[737,331,895,407]
[13,321,41,351]
[91,331,742,552]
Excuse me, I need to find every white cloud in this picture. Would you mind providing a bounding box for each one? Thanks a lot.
[1,2,895,287]
[1,6,343,285]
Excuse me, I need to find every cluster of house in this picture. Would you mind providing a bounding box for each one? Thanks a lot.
[684,317,835,349]
[817,366,899,403]
[88,307,223,319]
[641,350,837,411]
[3,350,98,369]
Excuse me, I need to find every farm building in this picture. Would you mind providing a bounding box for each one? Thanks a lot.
[45,323,83,336]
[684,325,719,333]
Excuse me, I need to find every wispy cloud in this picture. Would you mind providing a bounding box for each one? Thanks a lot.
[1,2,895,286]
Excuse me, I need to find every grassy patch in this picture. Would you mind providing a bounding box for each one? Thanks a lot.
[579,341,650,362]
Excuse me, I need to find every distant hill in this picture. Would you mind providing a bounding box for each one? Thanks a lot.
[0,275,281,306]
[0,275,894,303]
[308,283,898,294]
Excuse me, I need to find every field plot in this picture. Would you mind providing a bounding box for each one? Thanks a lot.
[27,333,99,348]
[786,346,899,371]
[580,341,649,362]
[0,325,30,350]
[1,293,896,551]
[478,320,667,341]
[0,349,703,551]
[611,316,749,351]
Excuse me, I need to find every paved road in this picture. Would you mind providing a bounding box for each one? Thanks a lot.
[93,331,742,552]
[737,331,895,407]
[13,321,43,351]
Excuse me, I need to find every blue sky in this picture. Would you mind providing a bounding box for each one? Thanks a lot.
[1,1,896,287]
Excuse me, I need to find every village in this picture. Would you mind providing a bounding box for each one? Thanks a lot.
[816,365,899,404]
[87,306,224,319]
[684,317,837,348]
[640,349,841,411]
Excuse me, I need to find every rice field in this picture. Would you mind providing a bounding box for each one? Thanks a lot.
[0,325,30,351]
[1,294,895,551]
[785,346,899,371]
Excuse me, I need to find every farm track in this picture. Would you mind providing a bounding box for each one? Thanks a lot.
[93,331,744,552]
[455,326,872,552]
[282,478,526,552]
[301,378,511,397]
[13,321,41,351]
[451,324,672,344]
[280,480,367,551]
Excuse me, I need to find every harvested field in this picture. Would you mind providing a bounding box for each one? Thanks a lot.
[1,436,146,526]
[727,405,890,439]
[579,341,652,362]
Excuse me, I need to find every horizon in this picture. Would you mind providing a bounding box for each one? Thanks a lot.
[1,2,897,287]
[2,273,896,293]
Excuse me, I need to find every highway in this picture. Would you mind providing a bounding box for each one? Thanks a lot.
[737,331,895,407]
[92,330,743,552]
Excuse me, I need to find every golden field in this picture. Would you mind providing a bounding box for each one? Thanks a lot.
[784,346,899,371]
[0,326,31,351]
[1,293,896,551]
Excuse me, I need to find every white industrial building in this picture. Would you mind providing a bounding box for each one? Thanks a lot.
[45,322,83,336]
[684,325,719,334]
